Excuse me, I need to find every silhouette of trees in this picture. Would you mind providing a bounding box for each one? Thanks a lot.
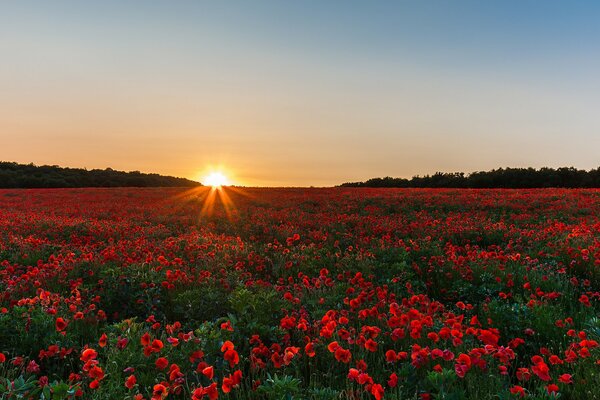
[340,167,600,188]
[0,162,201,188]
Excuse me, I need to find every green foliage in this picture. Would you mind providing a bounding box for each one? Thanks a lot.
[0,307,61,357]
[228,286,284,341]
[257,374,302,400]
[0,375,41,399]
[167,284,232,326]
[96,265,165,322]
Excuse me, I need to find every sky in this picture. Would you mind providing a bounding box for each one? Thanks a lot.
[1,1,600,186]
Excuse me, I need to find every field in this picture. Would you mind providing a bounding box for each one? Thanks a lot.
[0,187,598,399]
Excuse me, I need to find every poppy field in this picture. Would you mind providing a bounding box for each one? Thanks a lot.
[0,187,598,400]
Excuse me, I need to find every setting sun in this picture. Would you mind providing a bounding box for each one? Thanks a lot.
[204,172,230,188]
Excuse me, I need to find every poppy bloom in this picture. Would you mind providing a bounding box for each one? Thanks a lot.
[125,375,136,389]
[88,366,105,380]
[579,295,591,307]
[155,357,169,370]
[516,368,531,381]
[531,357,551,381]
[169,364,183,381]
[558,374,573,384]
[547,384,559,395]
[222,370,242,393]
[549,355,563,365]
[117,337,129,350]
[193,383,218,400]
[80,348,97,362]
[152,383,168,399]
[26,360,40,374]
[224,349,240,367]
[99,333,108,348]
[202,366,214,380]
[334,347,352,363]
[141,333,151,347]
[55,318,68,332]
[221,341,235,352]
[151,339,164,352]
[509,385,526,397]
[455,353,472,378]
[364,339,378,352]
[304,342,316,357]
[385,350,397,363]
[388,373,398,388]
[370,383,384,400]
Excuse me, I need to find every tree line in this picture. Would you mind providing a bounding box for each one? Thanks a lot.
[340,167,600,188]
[0,162,201,188]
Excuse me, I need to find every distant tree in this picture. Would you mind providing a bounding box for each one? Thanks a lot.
[340,167,600,188]
[0,161,202,188]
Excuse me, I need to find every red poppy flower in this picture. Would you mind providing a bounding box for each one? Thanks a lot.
[547,384,559,395]
[509,385,526,397]
[334,347,352,363]
[55,318,68,332]
[221,340,235,352]
[388,372,398,388]
[224,349,240,367]
[152,383,168,400]
[99,333,108,348]
[125,374,136,389]
[558,374,573,384]
[370,383,384,400]
[80,348,97,362]
[304,342,316,357]
[155,357,169,370]
[385,349,397,363]
[202,366,214,380]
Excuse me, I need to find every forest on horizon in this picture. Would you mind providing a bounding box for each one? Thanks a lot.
[0,162,200,188]
[341,167,600,188]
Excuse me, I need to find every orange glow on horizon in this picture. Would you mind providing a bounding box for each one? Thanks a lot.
[204,172,229,188]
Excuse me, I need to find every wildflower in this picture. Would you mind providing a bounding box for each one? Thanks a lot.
[385,349,397,363]
[99,333,108,348]
[370,383,384,400]
[509,385,526,397]
[224,349,240,367]
[304,342,316,357]
[547,384,559,395]
[334,347,352,363]
[387,373,398,388]
[152,383,168,400]
[531,356,551,381]
[364,339,378,352]
[80,348,97,362]
[55,317,68,332]
[202,366,214,380]
[156,357,169,370]
[125,375,136,389]
[558,374,573,384]
[454,353,471,378]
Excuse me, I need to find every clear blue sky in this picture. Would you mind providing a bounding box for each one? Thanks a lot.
[2,1,599,186]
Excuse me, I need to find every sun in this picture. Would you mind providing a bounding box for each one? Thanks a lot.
[204,172,230,188]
